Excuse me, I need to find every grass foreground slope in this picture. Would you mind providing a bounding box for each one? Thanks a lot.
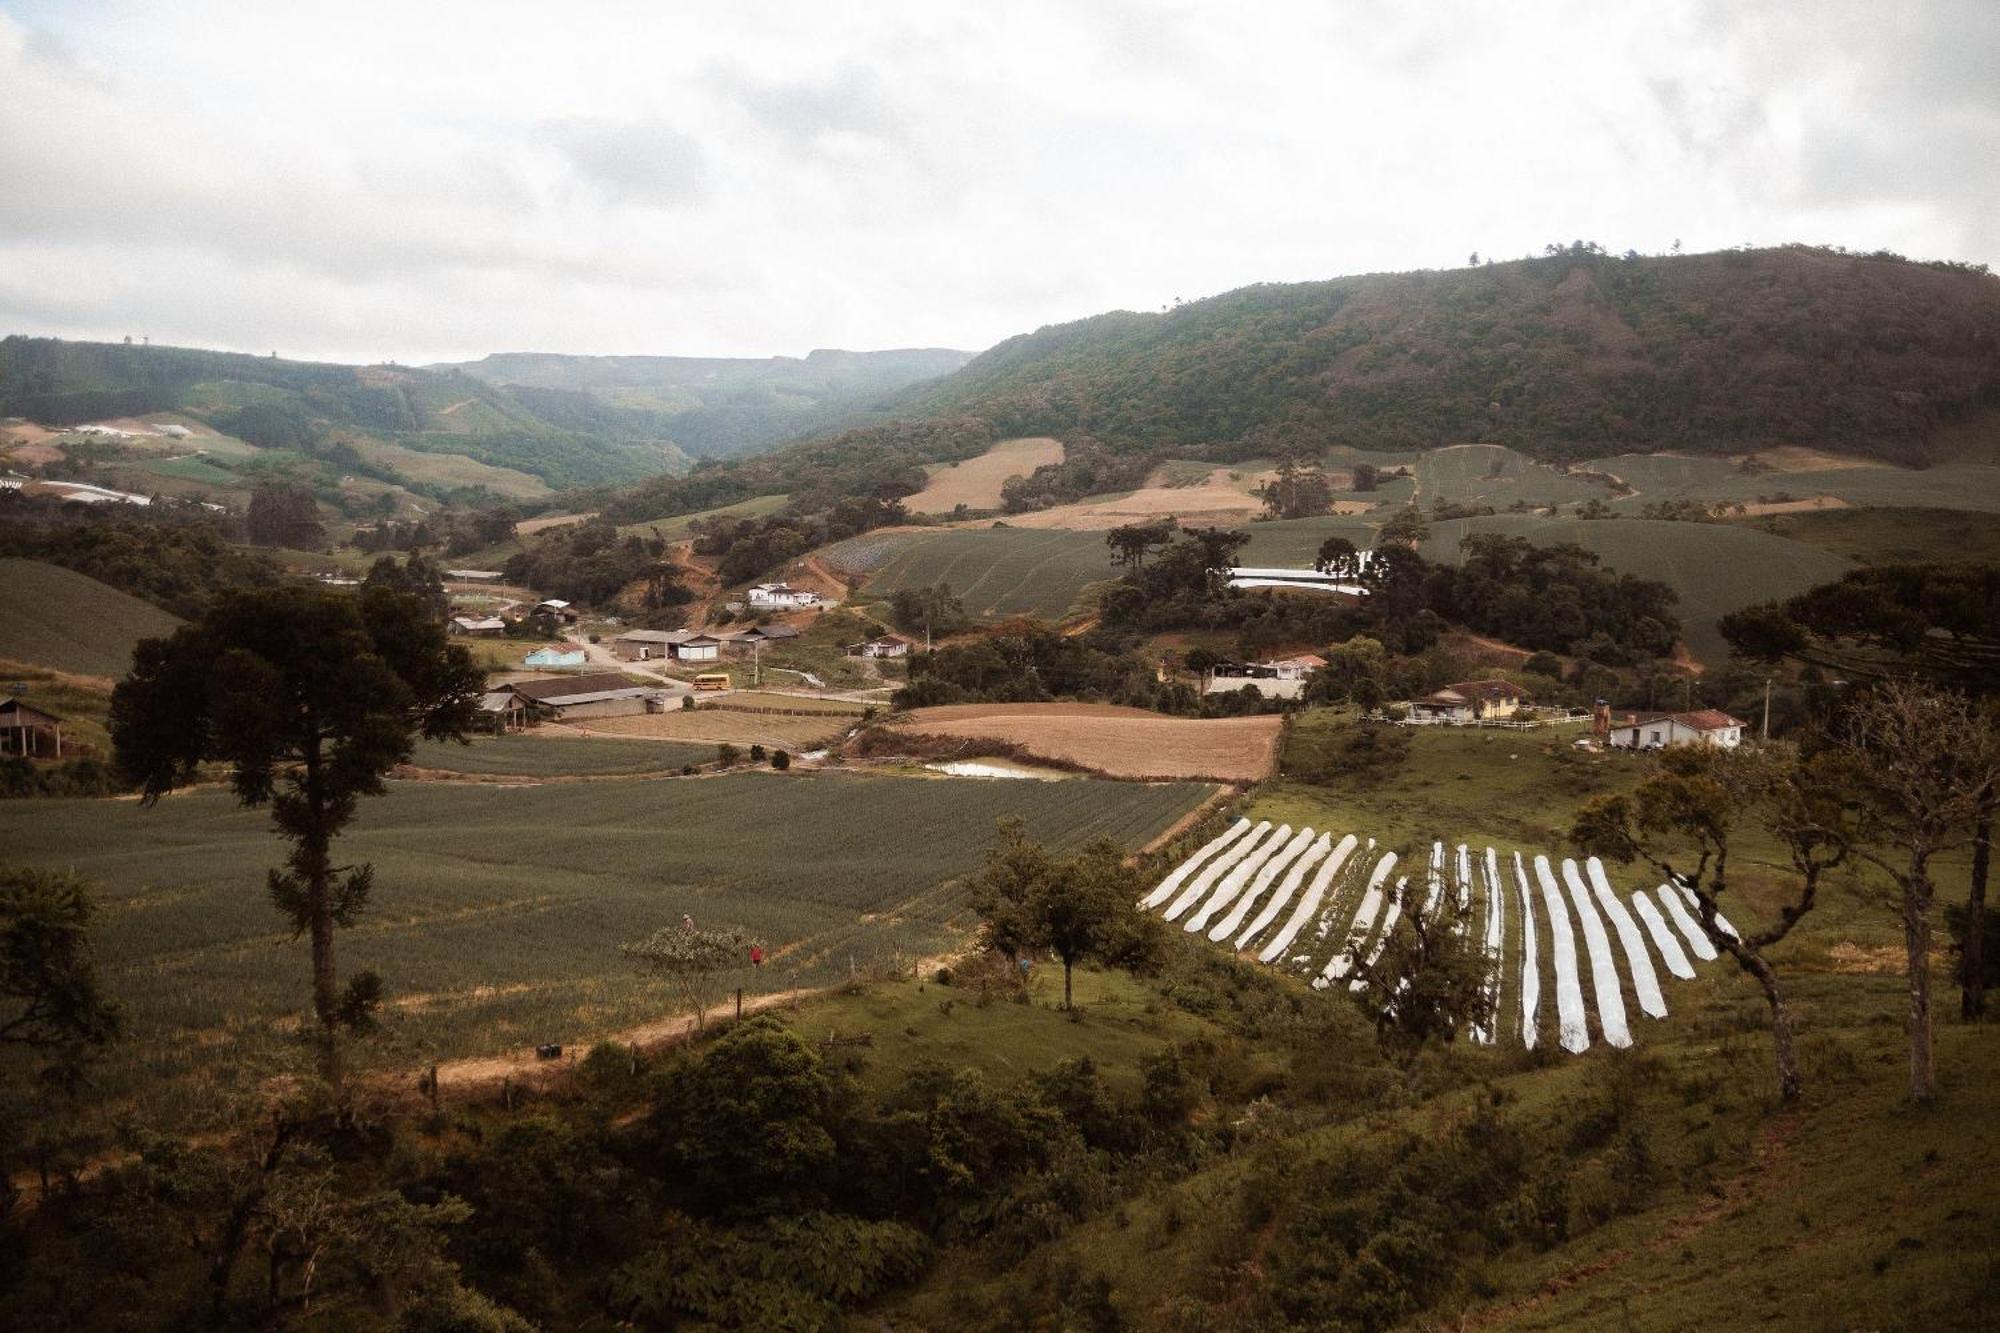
[0,556,182,677]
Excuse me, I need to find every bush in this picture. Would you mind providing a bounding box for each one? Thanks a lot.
[772,750,791,771]
[749,744,767,761]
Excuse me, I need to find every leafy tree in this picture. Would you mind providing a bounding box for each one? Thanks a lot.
[244,481,326,550]
[1833,681,2000,1103]
[1314,535,1361,579]
[889,582,966,648]
[622,923,762,1031]
[1721,562,2000,1018]
[110,585,482,1088]
[1348,889,1486,1052]
[1571,744,1852,1101]
[0,866,123,1084]
[1350,461,1381,493]
[1258,455,1336,519]
[644,1015,837,1213]
[362,551,448,624]
[1378,507,1427,548]
[967,821,1149,1010]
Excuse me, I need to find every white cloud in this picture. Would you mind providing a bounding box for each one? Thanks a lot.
[0,0,1993,363]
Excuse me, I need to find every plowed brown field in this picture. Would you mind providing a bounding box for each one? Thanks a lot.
[891,702,1281,781]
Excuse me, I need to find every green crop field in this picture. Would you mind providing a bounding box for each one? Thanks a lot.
[1591,453,2000,513]
[1417,515,1854,663]
[1411,444,1610,508]
[0,771,1212,1129]
[1239,515,1385,566]
[0,557,182,677]
[406,734,717,775]
[139,454,244,487]
[851,527,1117,620]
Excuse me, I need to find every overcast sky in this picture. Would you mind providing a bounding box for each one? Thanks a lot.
[2,0,1995,364]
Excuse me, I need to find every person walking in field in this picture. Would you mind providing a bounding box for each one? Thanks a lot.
[750,944,764,967]
[681,913,695,933]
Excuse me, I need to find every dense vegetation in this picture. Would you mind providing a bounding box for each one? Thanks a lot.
[894,244,2000,467]
[501,518,694,610]
[0,496,281,617]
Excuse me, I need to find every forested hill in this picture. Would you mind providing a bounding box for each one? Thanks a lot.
[891,244,2000,466]
[432,346,973,461]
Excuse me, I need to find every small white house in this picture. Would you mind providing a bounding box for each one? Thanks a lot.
[747,582,822,609]
[450,615,507,636]
[845,634,912,659]
[523,645,585,669]
[1606,709,1746,751]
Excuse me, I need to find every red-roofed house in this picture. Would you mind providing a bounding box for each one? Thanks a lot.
[1606,709,1746,751]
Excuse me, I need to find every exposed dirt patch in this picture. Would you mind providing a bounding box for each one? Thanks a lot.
[888,703,1281,782]
[516,510,597,536]
[1744,446,1888,473]
[1735,495,1852,516]
[980,468,1268,530]
[905,437,1065,513]
[1824,941,1904,974]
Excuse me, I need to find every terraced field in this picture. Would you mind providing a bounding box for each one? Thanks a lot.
[845,527,1115,620]
[0,771,1213,1130]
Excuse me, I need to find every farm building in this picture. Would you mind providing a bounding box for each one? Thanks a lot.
[612,630,728,662]
[1607,708,1746,750]
[1204,653,1330,699]
[476,688,530,733]
[1266,654,1327,680]
[523,645,585,669]
[534,599,579,624]
[450,615,507,636]
[0,698,64,757]
[731,623,801,648]
[445,569,504,582]
[747,582,823,609]
[846,634,912,659]
[1225,558,1372,596]
[509,672,663,720]
[1410,679,1530,722]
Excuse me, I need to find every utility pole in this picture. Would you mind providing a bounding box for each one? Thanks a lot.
[1762,677,1772,740]
[752,637,761,687]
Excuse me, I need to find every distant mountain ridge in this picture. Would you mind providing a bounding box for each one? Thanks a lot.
[432,346,973,461]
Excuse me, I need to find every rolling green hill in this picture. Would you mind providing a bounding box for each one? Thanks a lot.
[0,556,182,677]
[893,245,2000,468]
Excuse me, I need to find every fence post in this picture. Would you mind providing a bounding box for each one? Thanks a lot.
[427,1063,440,1115]
[735,987,743,1021]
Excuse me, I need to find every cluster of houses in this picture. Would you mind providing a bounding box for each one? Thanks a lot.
[611,623,802,663]
[450,599,577,637]
[1403,679,1745,748]
[746,582,826,610]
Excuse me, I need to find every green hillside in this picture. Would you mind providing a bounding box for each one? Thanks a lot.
[0,336,693,489]
[0,556,182,676]
[894,245,2000,467]
[830,526,1117,620]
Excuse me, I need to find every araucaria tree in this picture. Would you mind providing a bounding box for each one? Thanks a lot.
[1835,681,2000,1104]
[1572,744,1851,1101]
[110,581,482,1089]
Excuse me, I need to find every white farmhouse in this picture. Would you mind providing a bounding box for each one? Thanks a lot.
[747,582,822,609]
[1606,709,1746,751]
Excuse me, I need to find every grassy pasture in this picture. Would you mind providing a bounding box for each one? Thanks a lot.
[855,526,1116,620]
[0,659,115,754]
[613,492,790,541]
[1593,452,2000,513]
[1741,505,2000,565]
[0,557,182,677]
[565,709,860,749]
[1412,443,1609,508]
[0,771,1212,1130]
[1417,515,1854,663]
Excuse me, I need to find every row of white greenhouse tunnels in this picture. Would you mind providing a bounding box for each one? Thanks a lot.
[1140,816,1740,1052]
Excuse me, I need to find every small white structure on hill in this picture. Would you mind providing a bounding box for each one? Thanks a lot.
[1606,709,1745,751]
[747,582,823,609]
[1226,550,1373,597]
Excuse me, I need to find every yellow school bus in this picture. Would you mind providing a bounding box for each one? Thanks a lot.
[692,672,731,691]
